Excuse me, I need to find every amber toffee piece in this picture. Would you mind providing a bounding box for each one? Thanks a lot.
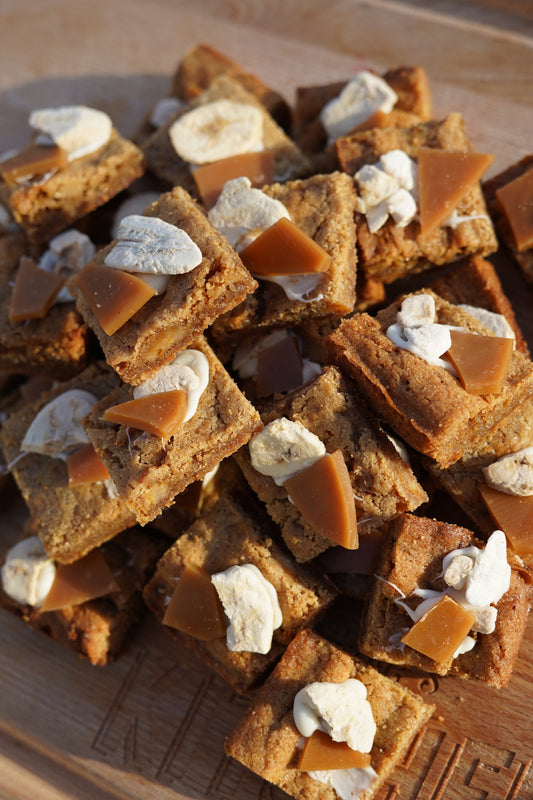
[400,594,476,663]
[298,730,372,772]
[66,443,111,487]
[447,329,513,394]
[418,148,495,235]
[75,262,156,336]
[162,563,227,641]
[101,390,188,439]
[0,143,67,186]
[255,334,303,397]
[283,450,358,549]
[193,150,275,209]
[479,484,533,556]
[240,216,331,276]
[9,257,65,323]
[40,549,119,612]
[495,166,533,252]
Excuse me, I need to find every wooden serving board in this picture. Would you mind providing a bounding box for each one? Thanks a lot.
[0,2,532,799]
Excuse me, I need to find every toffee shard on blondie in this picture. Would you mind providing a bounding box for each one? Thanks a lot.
[210,171,359,354]
[235,365,427,563]
[72,185,258,386]
[327,290,533,468]
[0,524,167,666]
[0,117,145,245]
[83,336,262,526]
[336,112,497,284]
[0,232,90,379]
[143,493,338,694]
[225,628,435,800]
[0,362,136,564]
[142,74,310,196]
[359,514,531,688]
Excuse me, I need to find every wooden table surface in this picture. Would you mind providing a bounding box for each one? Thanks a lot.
[0,2,532,799]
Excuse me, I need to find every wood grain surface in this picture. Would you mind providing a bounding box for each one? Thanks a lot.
[0,2,532,799]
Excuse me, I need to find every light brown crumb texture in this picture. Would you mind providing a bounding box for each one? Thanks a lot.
[225,628,435,800]
[84,336,262,525]
[336,113,497,283]
[143,74,310,192]
[235,365,427,562]
[359,514,532,687]
[0,130,145,244]
[0,362,136,563]
[73,185,257,386]
[327,290,533,467]
[143,494,338,692]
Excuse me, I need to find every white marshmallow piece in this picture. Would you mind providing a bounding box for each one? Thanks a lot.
[453,531,511,609]
[211,563,282,654]
[319,71,397,141]
[169,100,263,165]
[29,105,112,161]
[249,417,325,485]
[20,389,96,458]
[105,215,202,276]
[208,177,290,251]
[149,97,184,128]
[483,446,533,496]
[458,304,515,345]
[133,349,209,423]
[396,294,436,328]
[1,536,56,607]
[379,149,418,192]
[293,679,376,753]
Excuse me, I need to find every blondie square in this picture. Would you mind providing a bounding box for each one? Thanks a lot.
[429,255,529,356]
[225,628,435,800]
[143,494,338,693]
[295,65,432,172]
[359,514,532,687]
[83,336,262,526]
[0,524,167,666]
[483,154,533,285]
[210,171,358,352]
[327,290,533,467]
[171,43,292,132]
[143,74,309,196]
[421,394,533,540]
[235,366,427,562]
[72,185,257,386]
[0,232,91,380]
[336,113,497,283]
[0,362,136,563]
[0,129,145,244]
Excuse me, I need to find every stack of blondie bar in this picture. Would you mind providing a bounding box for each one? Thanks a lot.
[0,43,532,800]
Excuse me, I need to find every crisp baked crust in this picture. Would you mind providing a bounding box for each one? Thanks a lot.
[0,525,167,665]
[335,113,498,283]
[0,232,90,379]
[210,172,359,352]
[143,74,309,193]
[84,336,262,525]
